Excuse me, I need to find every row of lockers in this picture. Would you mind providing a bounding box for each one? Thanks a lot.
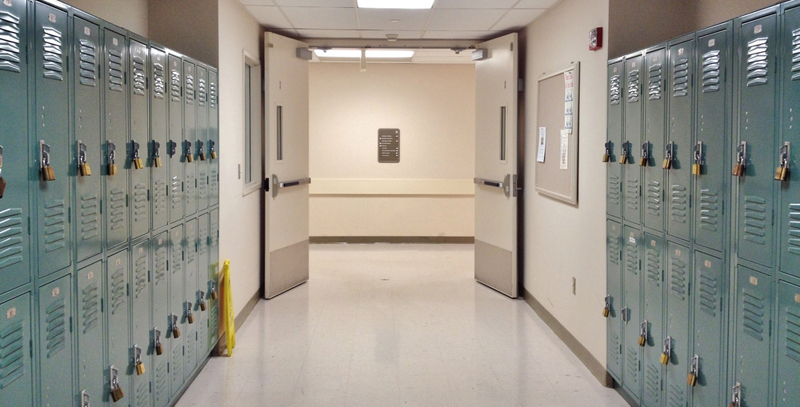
[605,1,800,406]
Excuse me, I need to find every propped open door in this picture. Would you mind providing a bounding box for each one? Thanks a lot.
[263,32,310,299]
[474,33,520,298]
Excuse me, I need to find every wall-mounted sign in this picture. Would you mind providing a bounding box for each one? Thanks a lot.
[378,128,400,163]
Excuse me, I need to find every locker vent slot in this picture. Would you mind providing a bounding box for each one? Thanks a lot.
[110,265,126,315]
[625,178,640,212]
[198,323,208,353]
[44,298,66,358]
[701,50,721,93]
[625,346,639,380]
[210,216,219,248]
[107,47,123,92]
[670,185,688,225]
[668,382,686,407]
[109,188,125,231]
[42,27,63,81]
[787,204,800,255]
[698,268,718,317]
[785,307,800,362]
[199,224,208,256]
[209,166,219,200]
[134,252,147,299]
[155,361,169,400]
[608,175,621,207]
[746,37,769,87]
[646,247,661,287]
[171,239,183,275]
[198,78,207,107]
[186,173,196,205]
[198,168,208,201]
[155,246,167,284]
[171,176,182,210]
[609,330,621,367]
[171,345,183,383]
[186,239,196,264]
[185,72,195,104]
[78,39,97,87]
[792,29,800,81]
[672,58,689,97]
[43,199,66,252]
[646,181,662,217]
[186,331,196,358]
[136,378,149,406]
[132,55,146,96]
[627,69,640,103]
[625,241,638,276]
[743,195,768,246]
[153,62,165,98]
[699,189,719,232]
[170,68,181,102]
[609,75,621,105]
[133,183,148,223]
[79,194,99,242]
[607,235,620,266]
[0,319,24,389]
[645,363,661,402]
[0,208,24,269]
[648,63,662,100]
[154,178,167,218]
[742,288,766,341]
[209,80,217,108]
[81,282,99,334]
[669,256,687,300]
[0,10,22,73]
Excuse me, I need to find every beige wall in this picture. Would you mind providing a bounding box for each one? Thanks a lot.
[66,0,148,37]
[694,0,782,28]
[149,0,219,67]
[523,0,610,365]
[309,63,476,237]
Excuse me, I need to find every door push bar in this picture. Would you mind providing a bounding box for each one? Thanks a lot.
[271,174,311,198]
[474,174,520,198]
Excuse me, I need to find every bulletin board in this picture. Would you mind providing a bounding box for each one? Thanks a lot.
[534,62,580,205]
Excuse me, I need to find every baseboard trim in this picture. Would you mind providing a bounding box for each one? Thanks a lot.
[522,288,614,388]
[310,236,474,244]
[213,289,261,356]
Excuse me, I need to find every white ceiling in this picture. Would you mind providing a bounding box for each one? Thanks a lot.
[238,0,560,40]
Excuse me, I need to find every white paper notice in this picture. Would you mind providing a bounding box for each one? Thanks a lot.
[537,127,547,163]
[564,70,574,134]
[560,130,569,170]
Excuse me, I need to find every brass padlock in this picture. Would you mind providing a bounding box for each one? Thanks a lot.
[156,342,164,355]
[187,313,194,324]
[602,141,611,163]
[602,295,611,318]
[107,141,118,176]
[132,141,144,169]
[734,142,747,177]
[602,153,610,163]
[42,166,56,181]
[775,143,790,181]
[692,142,703,176]
[154,156,163,168]
[198,140,206,161]
[638,320,648,347]
[210,283,218,301]
[187,154,194,163]
[662,158,672,170]
[134,158,144,170]
[78,141,92,176]
[171,314,180,338]
[134,345,145,375]
[687,354,699,387]
[154,328,164,356]
[660,352,670,365]
[136,362,145,375]
[186,302,194,324]
[111,387,124,402]
[186,141,194,163]
[199,291,207,311]
[40,142,56,181]
[210,140,217,160]
[80,162,92,176]
[639,156,647,167]
[110,366,124,402]
[663,142,674,170]
[211,151,217,159]
[775,166,785,181]
[732,164,743,177]
[108,163,118,176]
[692,164,700,175]
[618,154,628,164]
[660,336,672,366]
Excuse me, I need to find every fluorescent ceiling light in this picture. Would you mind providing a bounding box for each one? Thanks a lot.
[314,49,362,58]
[366,50,415,58]
[357,0,435,9]
[314,49,415,59]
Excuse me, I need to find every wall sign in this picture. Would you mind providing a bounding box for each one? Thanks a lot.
[378,128,400,163]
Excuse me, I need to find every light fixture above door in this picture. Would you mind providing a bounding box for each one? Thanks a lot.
[356,0,435,10]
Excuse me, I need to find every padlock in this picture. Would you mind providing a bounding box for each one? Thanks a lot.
[186,154,194,163]
[210,140,217,159]
[692,163,701,175]
[602,295,611,318]
[107,142,118,176]
[602,153,610,163]
[687,354,699,387]
[638,320,648,347]
[662,158,671,170]
[693,142,703,176]
[171,314,180,338]
[198,140,206,161]
[199,291,207,311]
[602,141,611,163]
[156,342,164,355]
[775,143,790,181]
[111,387,124,402]
[660,352,670,365]
[78,141,92,176]
[136,362,145,375]
[40,142,56,181]
[660,336,672,366]
[134,345,145,375]
[110,366,124,402]
[0,177,6,199]
[732,164,743,177]
[618,154,628,164]
[639,156,647,166]
[734,142,747,177]
[79,162,92,176]
[775,166,785,181]
[134,158,144,169]
[210,282,218,300]
[154,156,162,168]
[155,328,164,355]
[132,141,144,169]
[186,141,194,163]
[187,302,194,324]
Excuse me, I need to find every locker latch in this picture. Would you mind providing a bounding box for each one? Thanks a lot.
[170,314,180,338]
[621,307,629,323]
[186,301,194,324]
[210,281,218,300]
[40,141,56,181]
[638,320,648,347]
[602,141,612,163]
[81,390,90,407]
[154,328,164,355]
[109,365,124,402]
[730,382,742,407]
[687,354,699,387]
[692,141,703,176]
[733,141,747,177]
[775,142,790,182]
[107,141,118,176]
[134,344,145,375]
[78,141,92,176]
[602,295,611,318]
[662,142,674,170]
[199,291,207,311]
[198,140,206,161]
[639,142,649,167]
[167,140,177,157]
[153,140,163,168]
[209,140,217,159]
[185,141,194,163]
[618,142,630,164]
[660,336,672,365]
[132,141,144,169]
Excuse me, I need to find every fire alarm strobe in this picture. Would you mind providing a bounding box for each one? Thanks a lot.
[590,27,603,51]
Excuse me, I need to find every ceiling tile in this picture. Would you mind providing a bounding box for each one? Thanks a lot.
[273,0,354,6]
[515,0,559,8]
[358,30,422,39]
[296,29,361,38]
[491,8,544,31]
[426,9,506,31]
[422,30,498,39]
[245,6,293,28]
[434,0,518,9]
[357,9,431,30]
[238,0,275,6]
[282,6,359,30]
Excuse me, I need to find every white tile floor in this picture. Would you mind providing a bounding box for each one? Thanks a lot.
[176,244,629,407]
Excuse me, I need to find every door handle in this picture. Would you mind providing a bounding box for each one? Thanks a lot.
[271,174,311,198]
[474,178,504,188]
[475,174,517,198]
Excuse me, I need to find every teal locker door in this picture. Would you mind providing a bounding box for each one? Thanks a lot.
[0,293,33,406]
[34,3,71,278]
[103,28,129,249]
[208,70,219,207]
[733,265,772,407]
[622,225,642,400]
[37,274,73,407]
[779,7,800,279]
[168,55,183,223]
[183,61,197,217]
[208,208,219,350]
[151,233,170,407]
[183,218,198,377]
[607,60,624,219]
[0,0,31,295]
[642,234,665,407]
[606,219,623,381]
[735,14,778,268]
[73,17,103,262]
[665,242,691,407]
[643,47,667,232]
[196,66,209,211]
[624,55,644,224]
[168,225,184,394]
[691,252,726,407]
[776,280,800,406]
[131,239,152,407]
[76,261,104,407]
[150,48,169,231]
[106,249,130,405]
[667,39,695,242]
[129,39,150,240]
[694,28,730,252]
[196,213,209,361]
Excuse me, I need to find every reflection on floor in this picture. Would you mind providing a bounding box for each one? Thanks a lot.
[176,244,628,407]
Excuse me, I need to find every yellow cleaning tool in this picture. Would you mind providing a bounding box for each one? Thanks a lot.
[222,260,236,356]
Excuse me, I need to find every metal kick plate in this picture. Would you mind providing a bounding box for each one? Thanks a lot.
[378,128,400,163]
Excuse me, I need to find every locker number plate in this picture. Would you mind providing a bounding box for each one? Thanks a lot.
[705,260,712,268]
[52,287,60,297]
[3,0,11,7]
[87,272,94,280]
[6,307,15,319]
[750,276,758,286]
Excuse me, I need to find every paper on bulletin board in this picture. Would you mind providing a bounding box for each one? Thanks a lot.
[564,70,574,134]
[537,127,546,163]
[560,130,569,170]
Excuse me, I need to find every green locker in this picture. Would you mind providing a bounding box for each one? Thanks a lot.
[643,45,667,232]
[622,225,642,400]
[72,16,103,263]
[183,60,197,217]
[607,59,624,219]
[624,54,644,225]
[34,2,72,279]
[76,261,104,407]
[168,54,183,224]
[131,238,151,407]
[691,251,726,407]
[776,280,800,406]
[0,0,31,295]
[694,26,731,253]
[183,218,198,378]
[151,233,170,407]
[196,212,209,361]
[37,274,74,407]
[106,249,130,405]
[734,11,778,268]
[666,37,695,242]
[129,38,150,240]
[196,65,209,212]
[779,5,800,279]
[665,242,691,407]
[606,219,623,381]
[208,208,219,350]
[103,27,130,250]
[732,265,773,407]
[168,225,184,395]
[0,293,33,406]
[150,46,169,232]
[208,69,219,207]
[642,234,665,407]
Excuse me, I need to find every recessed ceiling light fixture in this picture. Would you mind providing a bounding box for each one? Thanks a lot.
[357,0,435,9]
[314,49,415,59]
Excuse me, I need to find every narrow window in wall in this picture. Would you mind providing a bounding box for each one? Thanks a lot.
[242,53,262,195]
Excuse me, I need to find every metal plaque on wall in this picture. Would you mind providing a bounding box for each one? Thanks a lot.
[378,128,400,163]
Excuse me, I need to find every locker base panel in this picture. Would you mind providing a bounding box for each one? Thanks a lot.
[614,383,641,407]
[474,239,516,298]
[168,349,212,407]
[213,288,260,356]
[265,240,309,299]
[309,236,475,244]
